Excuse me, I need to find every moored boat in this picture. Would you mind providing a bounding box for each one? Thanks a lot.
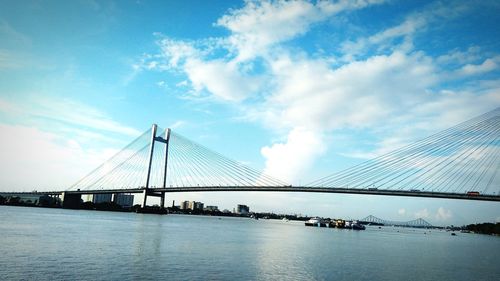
[305,218,366,230]
[305,217,327,227]
[344,220,365,230]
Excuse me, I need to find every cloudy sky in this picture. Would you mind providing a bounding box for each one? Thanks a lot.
[0,0,499,225]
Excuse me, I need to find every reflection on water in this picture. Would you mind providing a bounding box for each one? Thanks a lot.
[0,206,499,281]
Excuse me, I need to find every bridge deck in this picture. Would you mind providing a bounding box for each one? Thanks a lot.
[3,187,499,202]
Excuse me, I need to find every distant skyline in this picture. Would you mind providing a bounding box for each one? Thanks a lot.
[0,0,499,225]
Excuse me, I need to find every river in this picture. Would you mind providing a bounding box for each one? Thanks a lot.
[0,206,498,280]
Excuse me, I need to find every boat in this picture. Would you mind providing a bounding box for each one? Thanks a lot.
[351,220,366,230]
[282,217,289,222]
[304,217,365,230]
[335,219,346,228]
[305,217,327,227]
[345,220,366,230]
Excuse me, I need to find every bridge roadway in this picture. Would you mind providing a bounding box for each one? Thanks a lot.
[2,187,500,202]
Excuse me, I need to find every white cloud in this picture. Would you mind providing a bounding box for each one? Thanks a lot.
[343,89,500,159]
[0,124,116,191]
[341,16,425,60]
[413,207,453,222]
[457,57,499,76]
[261,127,326,182]
[0,97,142,191]
[262,51,437,131]
[169,120,186,129]
[435,207,452,221]
[414,208,430,219]
[250,50,444,165]
[156,37,199,68]
[217,0,318,61]
[436,46,482,65]
[184,59,262,101]
[217,0,386,61]
[398,208,406,215]
[0,97,140,138]
[147,38,263,102]
[340,1,467,61]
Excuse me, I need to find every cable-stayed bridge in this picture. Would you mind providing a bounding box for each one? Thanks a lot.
[308,108,500,194]
[2,107,500,208]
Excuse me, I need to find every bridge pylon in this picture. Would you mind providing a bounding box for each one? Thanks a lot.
[141,124,171,209]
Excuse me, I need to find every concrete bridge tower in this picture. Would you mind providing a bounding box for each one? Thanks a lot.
[142,124,171,209]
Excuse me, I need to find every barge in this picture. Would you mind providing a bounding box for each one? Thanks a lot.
[305,218,366,230]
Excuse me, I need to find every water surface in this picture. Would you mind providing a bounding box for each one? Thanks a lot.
[1,206,498,280]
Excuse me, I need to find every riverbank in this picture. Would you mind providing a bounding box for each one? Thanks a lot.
[464,222,500,235]
[1,197,498,235]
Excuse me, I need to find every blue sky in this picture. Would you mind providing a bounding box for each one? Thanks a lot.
[0,0,499,225]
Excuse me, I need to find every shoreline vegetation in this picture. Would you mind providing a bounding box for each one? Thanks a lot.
[1,194,499,235]
[464,223,500,235]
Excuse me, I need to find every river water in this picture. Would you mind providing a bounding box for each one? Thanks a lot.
[0,206,499,281]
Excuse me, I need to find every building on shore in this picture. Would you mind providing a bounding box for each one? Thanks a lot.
[113,194,134,208]
[236,204,249,215]
[180,200,205,211]
[0,194,59,206]
[84,195,93,202]
[188,201,204,211]
[194,202,204,211]
[84,193,134,208]
[180,201,189,210]
[93,194,112,204]
[204,205,219,212]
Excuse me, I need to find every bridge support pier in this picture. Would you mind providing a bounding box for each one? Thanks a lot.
[141,189,148,208]
[141,189,165,209]
[160,191,165,209]
[61,192,81,209]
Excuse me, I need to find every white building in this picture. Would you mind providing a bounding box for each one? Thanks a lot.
[187,201,204,211]
[180,201,189,210]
